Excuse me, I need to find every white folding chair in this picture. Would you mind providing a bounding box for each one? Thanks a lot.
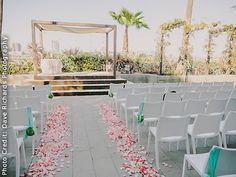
[187,113,223,154]
[145,93,164,102]
[199,91,216,100]
[225,98,236,115]
[34,84,51,93]
[134,101,164,142]
[162,101,186,117]
[205,99,228,114]
[220,111,236,148]
[215,90,232,100]
[164,92,182,101]
[108,83,124,97]
[184,100,207,118]
[147,116,190,169]
[120,94,145,128]
[8,107,36,155]
[182,146,236,177]
[0,127,27,177]
[16,96,44,133]
[182,92,200,101]
[113,88,133,114]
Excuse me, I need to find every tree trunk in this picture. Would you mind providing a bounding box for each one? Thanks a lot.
[0,0,3,59]
[123,26,128,54]
[207,34,212,64]
[177,0,193,75]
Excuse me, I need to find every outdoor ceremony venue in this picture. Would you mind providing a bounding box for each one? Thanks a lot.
[1,0,236,177]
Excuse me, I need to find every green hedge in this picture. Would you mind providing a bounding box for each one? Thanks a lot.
[2,52,236,75]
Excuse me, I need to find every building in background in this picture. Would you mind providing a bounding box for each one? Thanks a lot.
[11,42,22,52]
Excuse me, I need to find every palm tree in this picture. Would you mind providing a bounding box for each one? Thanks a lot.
[109,8,149,54]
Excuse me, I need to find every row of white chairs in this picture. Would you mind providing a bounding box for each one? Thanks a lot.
[8,85,51,92]
[147,111,236,169]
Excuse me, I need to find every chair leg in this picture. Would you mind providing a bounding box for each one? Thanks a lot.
[137,124,140,143]
[20,143,27,168]
[191,136,196,154]
[15,152,20,177]
[185,137,190,155]
[155,139,160,169]
[32,136,35,155]
[147,129,151,152]
[223,134,227,148]
[182,156,187,177]
[204,138,207,147]
[177,141,180,151]
[218,134,222,147]
[125,108,128,128]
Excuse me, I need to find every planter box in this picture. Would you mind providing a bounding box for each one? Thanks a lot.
[41,59,62,74]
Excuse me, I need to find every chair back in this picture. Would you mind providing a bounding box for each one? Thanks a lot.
[221,111,236,134]
[199,91,216,100]
[34,85,51,93]
[0,127,18,155]
[16,96,41,112]
[162,101,186,117]
[9,90,25,98]
[116,88,133,99]
[225,98,236,115]
[192,113,222,136]
[142,102,163,118]
[149,87,166,94]
[145,93,164,102]
[215,90,232,100]
[156,116,189,140]
[205,99,228,114]
[8,107,29,127]
[164,92,182,101]
[182,92,200,101]
[133,87,149,94]
[204,146,236,177]
[25,90,48,102]
[126,94,145,108]
[185,99,207,115]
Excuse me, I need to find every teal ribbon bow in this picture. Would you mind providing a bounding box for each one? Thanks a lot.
[137,102,144,125]
[202,147,221,177]
[24,107,35,139]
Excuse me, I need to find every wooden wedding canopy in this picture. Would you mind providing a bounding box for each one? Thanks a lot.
[31,20,117,78]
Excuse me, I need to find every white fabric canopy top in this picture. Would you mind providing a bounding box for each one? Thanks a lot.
[32,20,115,34]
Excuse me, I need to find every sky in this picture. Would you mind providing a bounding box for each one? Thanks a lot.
[3,0,236,58]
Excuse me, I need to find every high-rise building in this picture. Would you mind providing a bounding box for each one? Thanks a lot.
[12,42,21,52]
[51,40,60,52]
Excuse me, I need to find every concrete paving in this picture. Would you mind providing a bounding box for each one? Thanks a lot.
[10,96,236,177]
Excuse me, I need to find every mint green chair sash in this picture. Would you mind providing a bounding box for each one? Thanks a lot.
[137,102,144,125]
[108,89,113,97]
[24,107,35,139]
[203,147,221,177]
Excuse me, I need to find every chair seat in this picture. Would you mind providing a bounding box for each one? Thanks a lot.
[150,127,186,142]
[188,125,218,138]
[144,117,159,122]
[13,126,27,132]
[220,121,236,135]
[185,153,209,176]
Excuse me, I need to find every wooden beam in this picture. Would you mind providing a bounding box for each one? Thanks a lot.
[33,20,115,29]
[31,21,38,79]
[105,33,109,72]
[113,26,117,78]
